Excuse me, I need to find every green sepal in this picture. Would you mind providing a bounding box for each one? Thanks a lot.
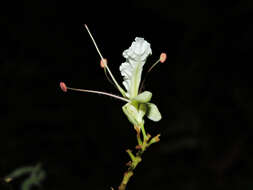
[139,103,147,119]
[146,103,162,122]
[122,103,140,126]
[132,91,152,103]
[122,102,146,126]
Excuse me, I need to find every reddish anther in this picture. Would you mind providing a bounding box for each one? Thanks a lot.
[100,58,107,68]
[60,82,67,92]
[160,53,167,63]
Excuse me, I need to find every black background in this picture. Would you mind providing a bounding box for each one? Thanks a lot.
[1,0,253,189]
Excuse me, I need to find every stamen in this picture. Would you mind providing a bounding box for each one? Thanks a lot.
[160,53,167,63]
[60,82,67,92]
[59,82,130,103]
[84,24,104,61]
[147,52,167,73]
[147,59,160,73]
[100,58,107,68]
[84,24,126,97]
[100,58,117,88]
[139,52,166,92]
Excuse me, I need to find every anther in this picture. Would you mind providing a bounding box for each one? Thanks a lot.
[160,53,167,63]
[60,82,67,92]
[100,58,107,68]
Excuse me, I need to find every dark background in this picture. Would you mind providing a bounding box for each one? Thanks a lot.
[1,0,253,189]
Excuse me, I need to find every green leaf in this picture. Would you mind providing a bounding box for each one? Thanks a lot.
[146,103,162,122]
[132,91,152,103]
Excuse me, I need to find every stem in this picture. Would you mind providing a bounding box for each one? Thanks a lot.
[136,134,142,147]
[117,124,160,190]
[140,123,147,141]
[118,171,133,190]
[118,153,141,190]
[134,126,142,147]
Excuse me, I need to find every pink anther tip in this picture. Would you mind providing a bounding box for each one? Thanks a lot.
[160,53,167,63]
[100,58,107,68]
[60,82,67,92]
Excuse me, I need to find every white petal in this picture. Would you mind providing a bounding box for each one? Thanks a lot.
[120,37,152,98]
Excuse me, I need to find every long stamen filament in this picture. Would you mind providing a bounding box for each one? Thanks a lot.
[100,59,116,87]
[147,58,161,73]
[66,86,130,103]
[139,53,166,93]
[104,68,116,87]
[84,24,126,97]
[84,24,104,61]
[104,63,127,97]
[139,58,160,92]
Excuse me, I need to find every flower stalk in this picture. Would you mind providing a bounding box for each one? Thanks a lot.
[118,123,160,190]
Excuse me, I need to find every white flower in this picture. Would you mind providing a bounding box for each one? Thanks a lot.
[61,28,162,126]
[120,37,152,98]
[123,37,152,61]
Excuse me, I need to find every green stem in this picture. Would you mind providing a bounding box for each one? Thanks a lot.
[140,124,147,141]
[117,124,160,190]
[136,134,142,147]
[118,171,133,190]
[118,153,142,190]
[134,126,142,147]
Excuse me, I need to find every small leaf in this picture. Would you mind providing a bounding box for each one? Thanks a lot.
[146,103,162,122]
[132,91,152,103]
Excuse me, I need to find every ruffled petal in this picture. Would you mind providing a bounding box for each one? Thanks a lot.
[120,37,152,98]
